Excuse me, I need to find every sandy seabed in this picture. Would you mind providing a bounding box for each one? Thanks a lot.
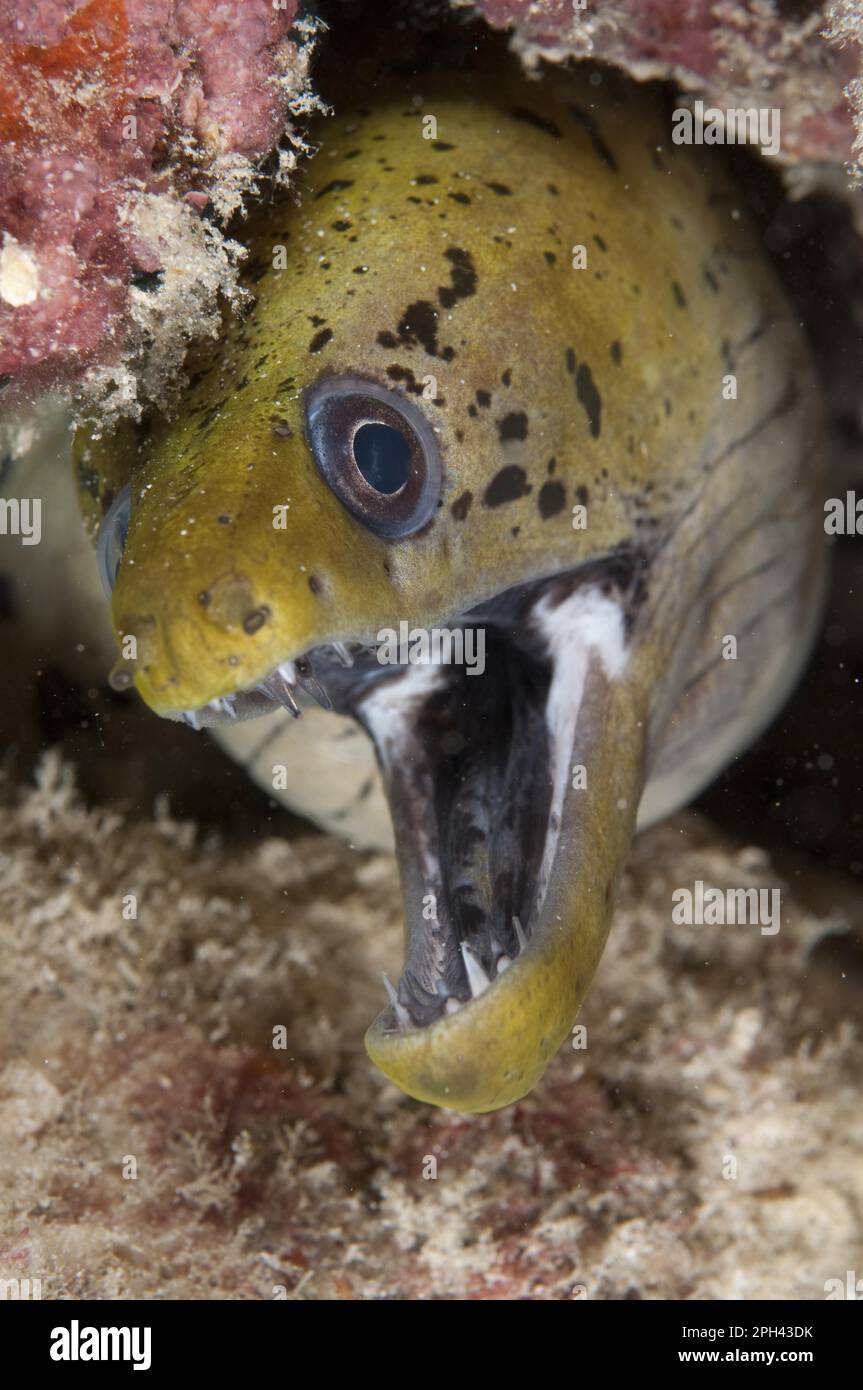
[1,744,861,1301]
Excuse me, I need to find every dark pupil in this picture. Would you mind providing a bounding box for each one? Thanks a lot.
[353,421,412,494]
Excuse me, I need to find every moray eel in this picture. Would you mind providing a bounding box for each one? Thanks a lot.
[76,64,827,1112]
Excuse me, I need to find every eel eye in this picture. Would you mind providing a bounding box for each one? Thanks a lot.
[96,483,131,598]
[305,377,442,539]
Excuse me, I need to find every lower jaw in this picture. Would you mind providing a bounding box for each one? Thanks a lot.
[364,652,647,1111]
[359,584,649,1111]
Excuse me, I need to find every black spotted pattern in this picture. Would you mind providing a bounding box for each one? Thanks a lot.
[483,466,532,507]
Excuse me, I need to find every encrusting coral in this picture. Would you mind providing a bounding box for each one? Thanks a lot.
[0,0,319,419]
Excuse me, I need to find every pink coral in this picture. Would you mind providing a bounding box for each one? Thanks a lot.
[0,0,300,405]
[476,0,862,167]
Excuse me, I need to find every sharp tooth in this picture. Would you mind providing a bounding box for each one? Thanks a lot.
[331,642,354,667]
[277,662,297,686]
[382,973,411,1029]
[497,955,512,974]
[297,672,333,711]
[208,698,237,719]
[513,915,528,954]
[260,675,301,718]
[183,710,201,731]
[210,697,238,719]
[291,655,333,711]
[444,997,463,1016]
[460,941,491,999]
[272,683,302,718]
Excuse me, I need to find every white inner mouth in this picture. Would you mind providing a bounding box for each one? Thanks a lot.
[532,587,628,918]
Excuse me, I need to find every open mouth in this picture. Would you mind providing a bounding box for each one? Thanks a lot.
[175,551,642,1041]
[360,604,555,1029]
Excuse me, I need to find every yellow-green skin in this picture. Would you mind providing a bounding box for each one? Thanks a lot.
[75,65,826,1111]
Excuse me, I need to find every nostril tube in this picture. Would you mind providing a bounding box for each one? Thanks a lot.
[108,660,135,691]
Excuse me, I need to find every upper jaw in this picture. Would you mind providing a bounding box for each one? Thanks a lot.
[168,646,365,729]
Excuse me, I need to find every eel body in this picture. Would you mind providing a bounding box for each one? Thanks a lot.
[76,63,827,1111]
